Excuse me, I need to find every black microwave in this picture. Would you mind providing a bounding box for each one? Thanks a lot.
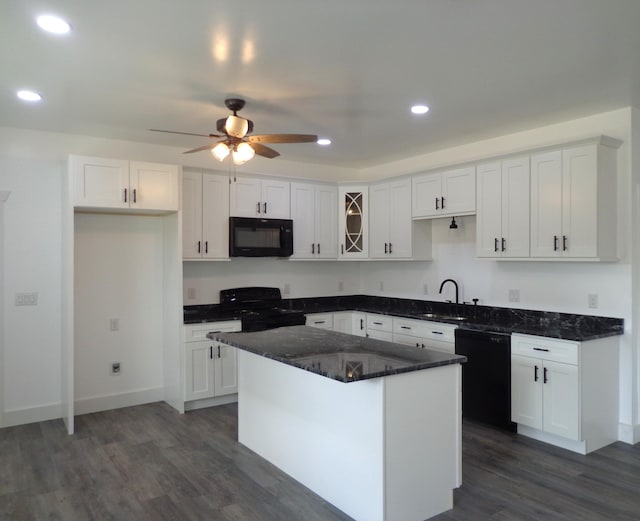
[229,217,294,257]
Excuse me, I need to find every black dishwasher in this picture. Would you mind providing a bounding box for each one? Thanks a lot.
[454,328,516,432]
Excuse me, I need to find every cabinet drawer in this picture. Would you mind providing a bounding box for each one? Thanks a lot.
[422,321,456,344]
[511,334,579,365]
[367,314,393,332]
[184,321,241,342]
[393,318,427,336]
[306,313,334,330]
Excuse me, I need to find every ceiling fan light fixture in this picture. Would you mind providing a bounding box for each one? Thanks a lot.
[225,115,249,138]
[211,142,230,161]
[232,142,255,164]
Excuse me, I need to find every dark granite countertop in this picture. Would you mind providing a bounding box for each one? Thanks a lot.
[208,325,467,383]
[186,294,624,342]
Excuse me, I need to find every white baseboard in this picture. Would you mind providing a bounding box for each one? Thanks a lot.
[618,422,640,445]
[3,402,62,428]
[74,386,164,416]
[184,393,238,411]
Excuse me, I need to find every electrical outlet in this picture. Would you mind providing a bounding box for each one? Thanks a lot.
[187,287,196,300]
[508,289,520,303]
[588,294,598,309]
[283,283,291,295]
[111,362,121,375]
[110,318,119,331]
[338,281,344,292]
[423,283,428,295]
[15,292,38,306]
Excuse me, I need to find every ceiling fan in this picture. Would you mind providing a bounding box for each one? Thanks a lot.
[150,98,318,164]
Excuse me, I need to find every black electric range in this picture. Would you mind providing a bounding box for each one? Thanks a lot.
[201,287,306,332]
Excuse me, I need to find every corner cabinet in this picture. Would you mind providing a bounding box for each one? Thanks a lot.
[71,155,179,212]
[510,333,619,454]
[338,186,369,259]
[412,166,476,219]
[229,175,290,219]
[476,156,530,258]
[182,170,229,259]
[530,137,621,260]
[183,321,241,403]
[290,182,338,259]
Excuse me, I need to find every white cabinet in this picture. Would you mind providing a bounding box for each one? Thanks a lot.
[183,321,241,402]
[333,311,367,336]
[305,312,334,330]
[476,156,530,258]
[71,155,179,212]
[370,179,414,259]
[338,186,369,259]
[229,175,290,218]
[182,171,229,259]
[392,318,456,353]
[290,183,338,259]
[412,166,476,218]
[530,138,619,260]
[510,333,619,454]
[366,314,393,341]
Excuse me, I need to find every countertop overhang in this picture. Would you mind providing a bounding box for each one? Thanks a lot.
[208,325,467,383]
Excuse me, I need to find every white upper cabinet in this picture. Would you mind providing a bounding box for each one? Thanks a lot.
[530,138,619,260]
[182,171,229,259]
[338,186,369,259]
[476,156,530,258]
[290,182,338,259]
[370,178,414,259]
[412,166,476,218]
[71,156,179,212]
[229,175,290,218]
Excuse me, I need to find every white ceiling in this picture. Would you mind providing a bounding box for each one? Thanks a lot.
[1,0,639,168]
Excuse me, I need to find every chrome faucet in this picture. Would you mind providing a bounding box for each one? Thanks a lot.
[439,278,459,305]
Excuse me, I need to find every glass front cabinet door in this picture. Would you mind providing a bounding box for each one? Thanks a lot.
[338,186,368,259]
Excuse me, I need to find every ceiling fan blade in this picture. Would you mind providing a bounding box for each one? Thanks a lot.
[248,134,318,144]
[149,129,221,138]
[183,142,222,154]
[250,142,280,159]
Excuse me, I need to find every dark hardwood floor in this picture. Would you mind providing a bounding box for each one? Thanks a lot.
[1,402,639,520]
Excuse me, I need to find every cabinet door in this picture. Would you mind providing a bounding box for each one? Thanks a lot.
[315,185,338,258]
[130,161,179,211]
[229,176,262,217]
[476,161,502,257]
[542,360,580,440]
[561,145,598,257]
[71,155,130,209]
[185,341,215,401]
[530,150,562,257]
[261,179,290,219]
[338,187,369,259]
[213,343,238,396]
[202,173,230,259]
[182,171,203,258]
[441,166,476,216]
[501,156,530,258]
[290,183,316,258]
[511,355,543,429]
[370,183,390,258]
[412,173,441,218]
[388,179,412,258]
[332,312,352,334]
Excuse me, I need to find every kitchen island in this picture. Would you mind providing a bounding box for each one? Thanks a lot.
[208,325,467,521]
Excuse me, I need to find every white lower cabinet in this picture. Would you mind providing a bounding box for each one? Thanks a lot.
[183,321,241,402]
[305,313,334,330]
[510,333,619,454]
[333,311,367,337]
[392,318,456,353]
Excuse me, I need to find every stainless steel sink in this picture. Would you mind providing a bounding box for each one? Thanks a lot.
[421,313,468,321]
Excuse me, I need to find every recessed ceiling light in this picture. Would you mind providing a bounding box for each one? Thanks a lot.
[317,138,331,146]
[17,90,42,102]
[411,105,430,115]
[36,14,71,34]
